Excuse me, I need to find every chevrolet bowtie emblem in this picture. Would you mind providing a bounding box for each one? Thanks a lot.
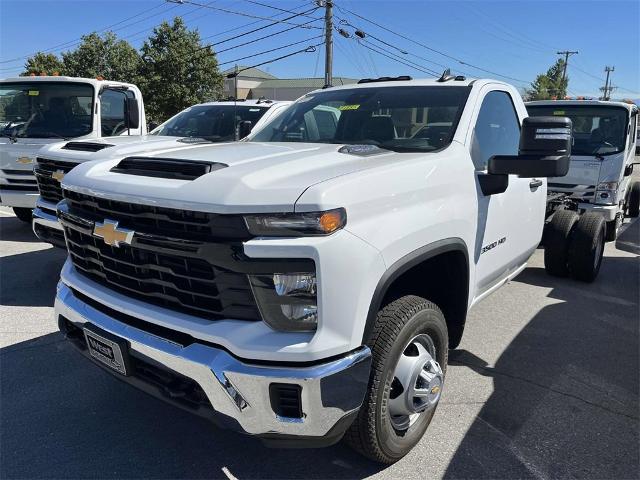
[16,156,33,164]
[93,220,134,247]
[51,170,65,182]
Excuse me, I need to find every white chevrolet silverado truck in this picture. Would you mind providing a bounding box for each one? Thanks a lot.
[527,100,639,241]
[0,76,146,221]
[53,75,603,463]
[32,99,291,247]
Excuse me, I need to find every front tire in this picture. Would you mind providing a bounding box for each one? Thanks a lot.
[544,209,579,277]
[568,212,605,282]
[12,207,32,223]
[345,295,448,464]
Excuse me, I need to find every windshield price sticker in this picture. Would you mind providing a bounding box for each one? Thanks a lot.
[28,90,39,96]
[339,104,360,111]
[553,110,565,115]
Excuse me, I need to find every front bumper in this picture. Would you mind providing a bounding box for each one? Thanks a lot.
[55,282,372,445]
[0,189,38,208]
[577,202,618,221]
[32,198,66,248]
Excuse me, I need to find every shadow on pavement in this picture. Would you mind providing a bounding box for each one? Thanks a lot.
[0,215,40,243]
[444,256,639,479]
[615,216,640,255]
[0,246,67,307]
[0,334,384,479]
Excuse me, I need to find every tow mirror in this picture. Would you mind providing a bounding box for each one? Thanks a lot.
[488,116,572,178]
[238,120,253,139]
[126,98,140,130]
[147,121,159,132]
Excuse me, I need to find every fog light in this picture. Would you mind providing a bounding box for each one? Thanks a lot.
[273,273,316,296]
[249,271,318,332]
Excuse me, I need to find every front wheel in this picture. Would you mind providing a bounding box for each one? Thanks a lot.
[12,207,32,223]
[345,295,448,464]
[568,212,605,282]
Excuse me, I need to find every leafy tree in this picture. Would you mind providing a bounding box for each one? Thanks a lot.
[22,52,65,76]
[526,59,568,101]
[61,32,141,82]
[139,17,223,122]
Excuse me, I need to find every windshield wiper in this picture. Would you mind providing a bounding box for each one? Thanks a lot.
[29,131,70,140]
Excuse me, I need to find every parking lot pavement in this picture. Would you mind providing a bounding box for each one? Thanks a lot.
[1,206,638,480]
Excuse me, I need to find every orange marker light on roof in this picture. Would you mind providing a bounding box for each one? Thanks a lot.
[96,76,104,81]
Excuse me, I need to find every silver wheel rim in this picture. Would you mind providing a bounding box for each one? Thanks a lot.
[388,334,443,431]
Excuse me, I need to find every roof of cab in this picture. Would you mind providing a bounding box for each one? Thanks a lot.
[305,77,514,95]
[0,75,138,89]
[526,99,638,113]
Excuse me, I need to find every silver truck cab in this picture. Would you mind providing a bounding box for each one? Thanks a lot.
[526,100,639,240]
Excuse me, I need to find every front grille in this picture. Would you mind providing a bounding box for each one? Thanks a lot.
[34,157,77,203]
[59,191,262,321]
[63,190,251,242]
[1,169,37,190]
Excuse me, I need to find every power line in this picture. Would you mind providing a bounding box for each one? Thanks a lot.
[230,43,321,76]
[241,0,320,20]
[217,35,324,67]
[211,16,321,54]
[336,5,531,84]
[0,1,178,65]
[355,40,440,76]
[168,0,323,28]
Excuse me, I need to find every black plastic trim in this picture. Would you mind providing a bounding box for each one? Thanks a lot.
[362,238,469,344]
[111,157,227,180]
[477,172,508,195]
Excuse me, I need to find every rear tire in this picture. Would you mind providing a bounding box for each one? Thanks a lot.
[544,209,579,277]
[345,295,448,464]
[12,207,32,223]
[568,212,605,283]
[628,181,640,218]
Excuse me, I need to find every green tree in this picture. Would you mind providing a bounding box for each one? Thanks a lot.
[61,32,141,82]
[22,52,65,76]
[139,17,223,122]
[526,59,568,100]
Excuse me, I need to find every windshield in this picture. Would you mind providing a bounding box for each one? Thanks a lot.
[527,105,628,156]
[250,86,471,152]
[0,81,94,139]
[150,104,270,141]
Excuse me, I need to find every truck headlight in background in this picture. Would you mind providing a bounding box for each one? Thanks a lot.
[250,272,318,332]
[596,181,618,201]
[244,208,346,236]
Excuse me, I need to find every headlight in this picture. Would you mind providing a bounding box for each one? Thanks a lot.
[597,181,618,191]
[250,272,318,332]
[244,208,346,236]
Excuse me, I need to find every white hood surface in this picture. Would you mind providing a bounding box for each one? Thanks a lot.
[62,142,414,214]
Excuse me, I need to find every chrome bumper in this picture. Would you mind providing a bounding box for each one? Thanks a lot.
[55,282,372,441]
[33,198,66,247]
[0,189,38,208]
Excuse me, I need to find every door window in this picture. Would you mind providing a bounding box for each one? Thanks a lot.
[100,89,128,136]
[471,91,521,169]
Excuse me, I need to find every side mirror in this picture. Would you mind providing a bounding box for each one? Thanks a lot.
[238,120,253,139]
[147,121,159,132]
[126,98,140,130]
[488,116,572,178]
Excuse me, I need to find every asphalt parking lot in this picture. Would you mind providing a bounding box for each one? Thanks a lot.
[1,206,638,480]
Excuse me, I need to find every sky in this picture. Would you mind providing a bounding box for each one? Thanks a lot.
[1,0,639,99]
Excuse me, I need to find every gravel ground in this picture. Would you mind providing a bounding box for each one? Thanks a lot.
[1,206,638,479]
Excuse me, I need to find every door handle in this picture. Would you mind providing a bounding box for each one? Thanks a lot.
[529,179,543,189]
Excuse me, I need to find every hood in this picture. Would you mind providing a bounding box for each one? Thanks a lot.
[62,142,414,214]
[0,137,63,171]
[37,135,210,164]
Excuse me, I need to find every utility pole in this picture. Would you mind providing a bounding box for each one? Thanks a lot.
[601,66,615,100]
[557,50,578,97]
[322,0,333,88]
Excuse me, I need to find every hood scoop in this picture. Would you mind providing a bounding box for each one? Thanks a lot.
[110,156,227,180]
[338,144,387,157]
[62,141,114,152]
